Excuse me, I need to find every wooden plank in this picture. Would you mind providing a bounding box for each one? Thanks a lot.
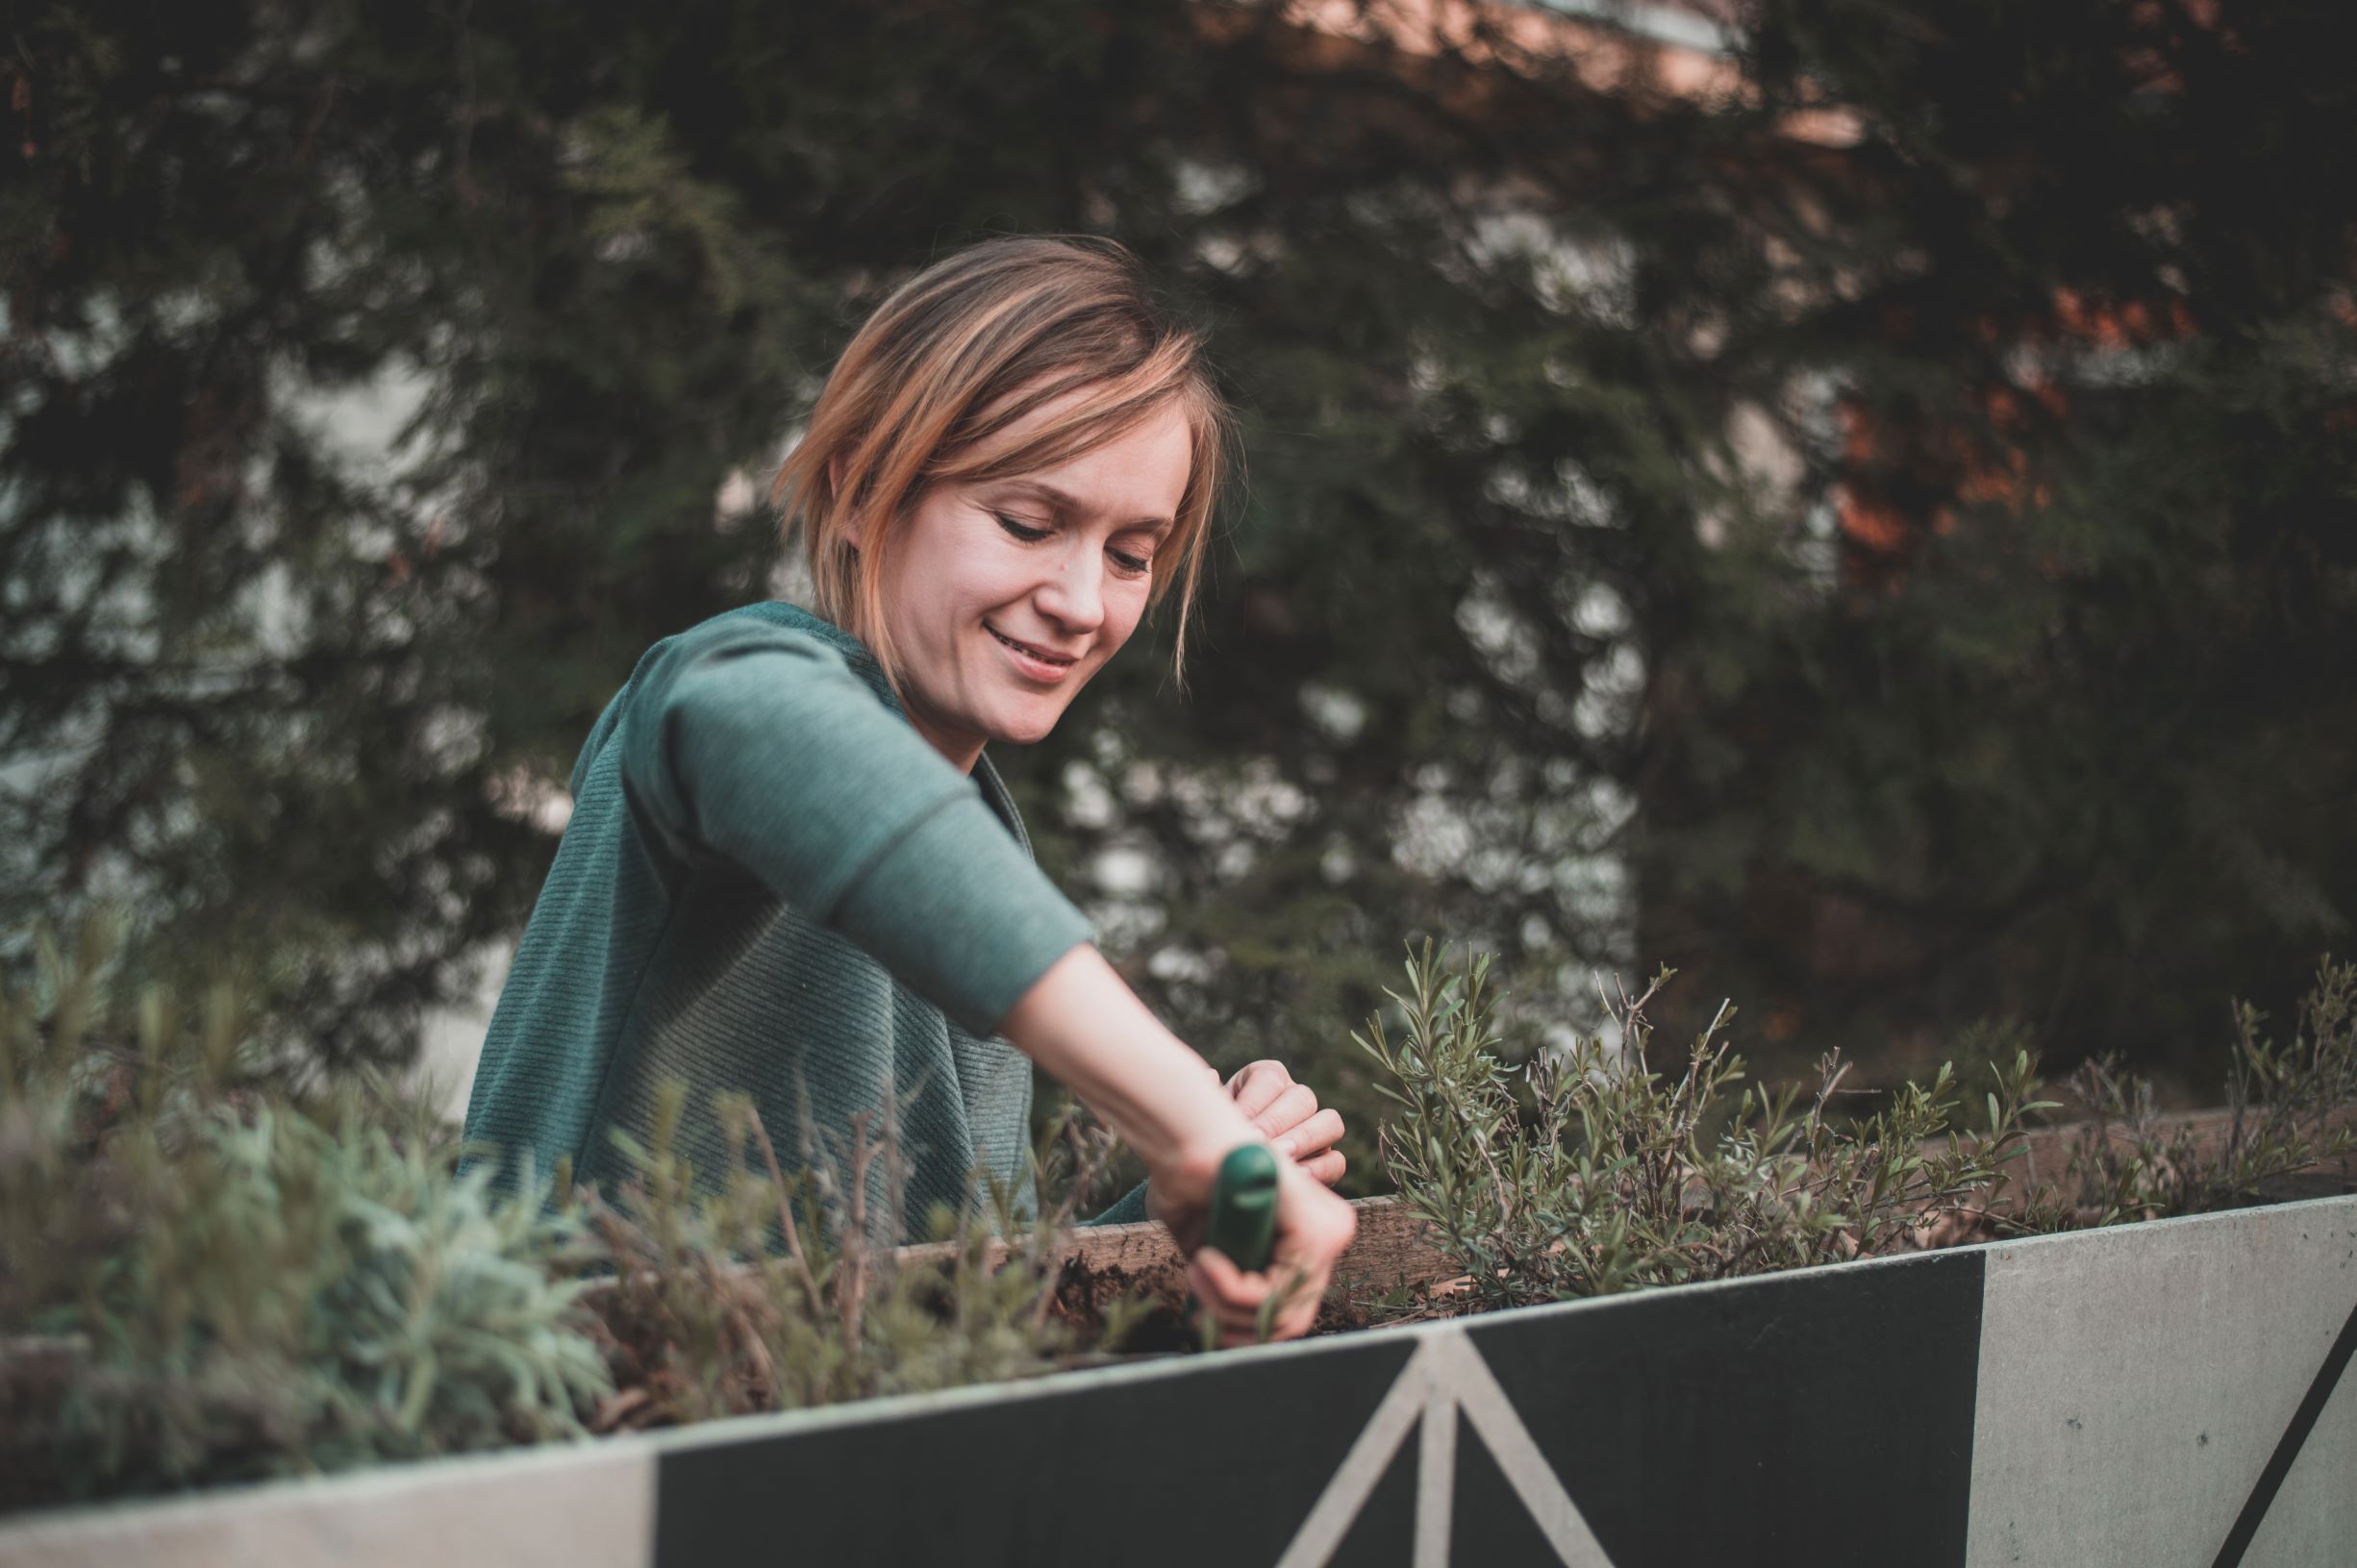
[2008,1104,2357,1199]
[1036,1192,1452,1333]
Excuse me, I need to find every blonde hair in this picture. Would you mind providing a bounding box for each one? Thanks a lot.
[771,235,1235,689]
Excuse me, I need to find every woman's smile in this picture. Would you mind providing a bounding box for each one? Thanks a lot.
[984,620,1084,681]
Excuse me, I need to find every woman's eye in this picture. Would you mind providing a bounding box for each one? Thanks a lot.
[1108,548,1152,579]
[992,512,1050,543]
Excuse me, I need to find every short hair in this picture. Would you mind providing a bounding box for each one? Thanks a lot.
[772,235,1236,689]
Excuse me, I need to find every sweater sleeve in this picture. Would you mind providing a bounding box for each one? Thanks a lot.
[617,617,1093,1036]
[1082,1181,1152,1227]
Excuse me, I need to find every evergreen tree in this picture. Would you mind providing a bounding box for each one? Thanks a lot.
[6,0,2348,1143]
[1672,0,2357,1076]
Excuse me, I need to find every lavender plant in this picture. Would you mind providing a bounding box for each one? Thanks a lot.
[2033,958,2357,1227]
[580,1080,1138,1428]
[1358,942,2053,1311]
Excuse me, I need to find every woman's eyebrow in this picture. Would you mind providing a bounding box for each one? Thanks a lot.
[995,479,1174,533]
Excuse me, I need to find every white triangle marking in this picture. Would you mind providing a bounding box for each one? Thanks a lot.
[1272,1326,1616,1568]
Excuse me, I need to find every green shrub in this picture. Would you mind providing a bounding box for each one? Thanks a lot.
[1358,942,2054,1309]
[2030,957,2357,1227]
[0,924,610,1509]
[0,919,1140,1509]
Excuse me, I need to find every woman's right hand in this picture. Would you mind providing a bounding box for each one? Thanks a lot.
[1146,1136,1358,1344]
[999,944,1356,1342]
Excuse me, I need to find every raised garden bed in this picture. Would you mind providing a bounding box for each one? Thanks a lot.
[915,1099,2357,1338]
[7,1182,2352,1568]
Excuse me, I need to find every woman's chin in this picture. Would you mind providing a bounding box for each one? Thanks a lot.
[986,718,1059,748]
[982,701,1069,749]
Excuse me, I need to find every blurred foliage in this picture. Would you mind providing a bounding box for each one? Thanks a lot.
[3,0,2351,1160]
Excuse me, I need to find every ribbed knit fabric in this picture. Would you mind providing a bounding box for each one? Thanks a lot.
[461,600,1149,1233]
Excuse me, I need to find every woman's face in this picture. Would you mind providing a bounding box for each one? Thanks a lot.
[867,390,1191,772]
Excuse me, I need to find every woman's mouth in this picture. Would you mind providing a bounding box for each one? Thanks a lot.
[985,622,1081,680]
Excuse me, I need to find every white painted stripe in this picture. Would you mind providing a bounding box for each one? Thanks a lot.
[1966,1195,2357,1568]
[1416,1376,1456,1568]
[0,1442,656,1568]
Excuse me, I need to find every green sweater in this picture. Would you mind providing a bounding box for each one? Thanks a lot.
[461,601,1149,1232]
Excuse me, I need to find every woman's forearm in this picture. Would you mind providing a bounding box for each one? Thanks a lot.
[997,943,1255,1178]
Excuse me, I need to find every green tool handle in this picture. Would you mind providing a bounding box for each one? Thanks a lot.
[1204,1143,1279,1274]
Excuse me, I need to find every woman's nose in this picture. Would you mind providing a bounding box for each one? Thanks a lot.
[1034,542,1105,632]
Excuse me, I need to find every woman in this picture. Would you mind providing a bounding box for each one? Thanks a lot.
[463,236,1355,1341]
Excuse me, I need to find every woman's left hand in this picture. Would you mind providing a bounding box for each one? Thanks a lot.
[1222,1060,1347,1187]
